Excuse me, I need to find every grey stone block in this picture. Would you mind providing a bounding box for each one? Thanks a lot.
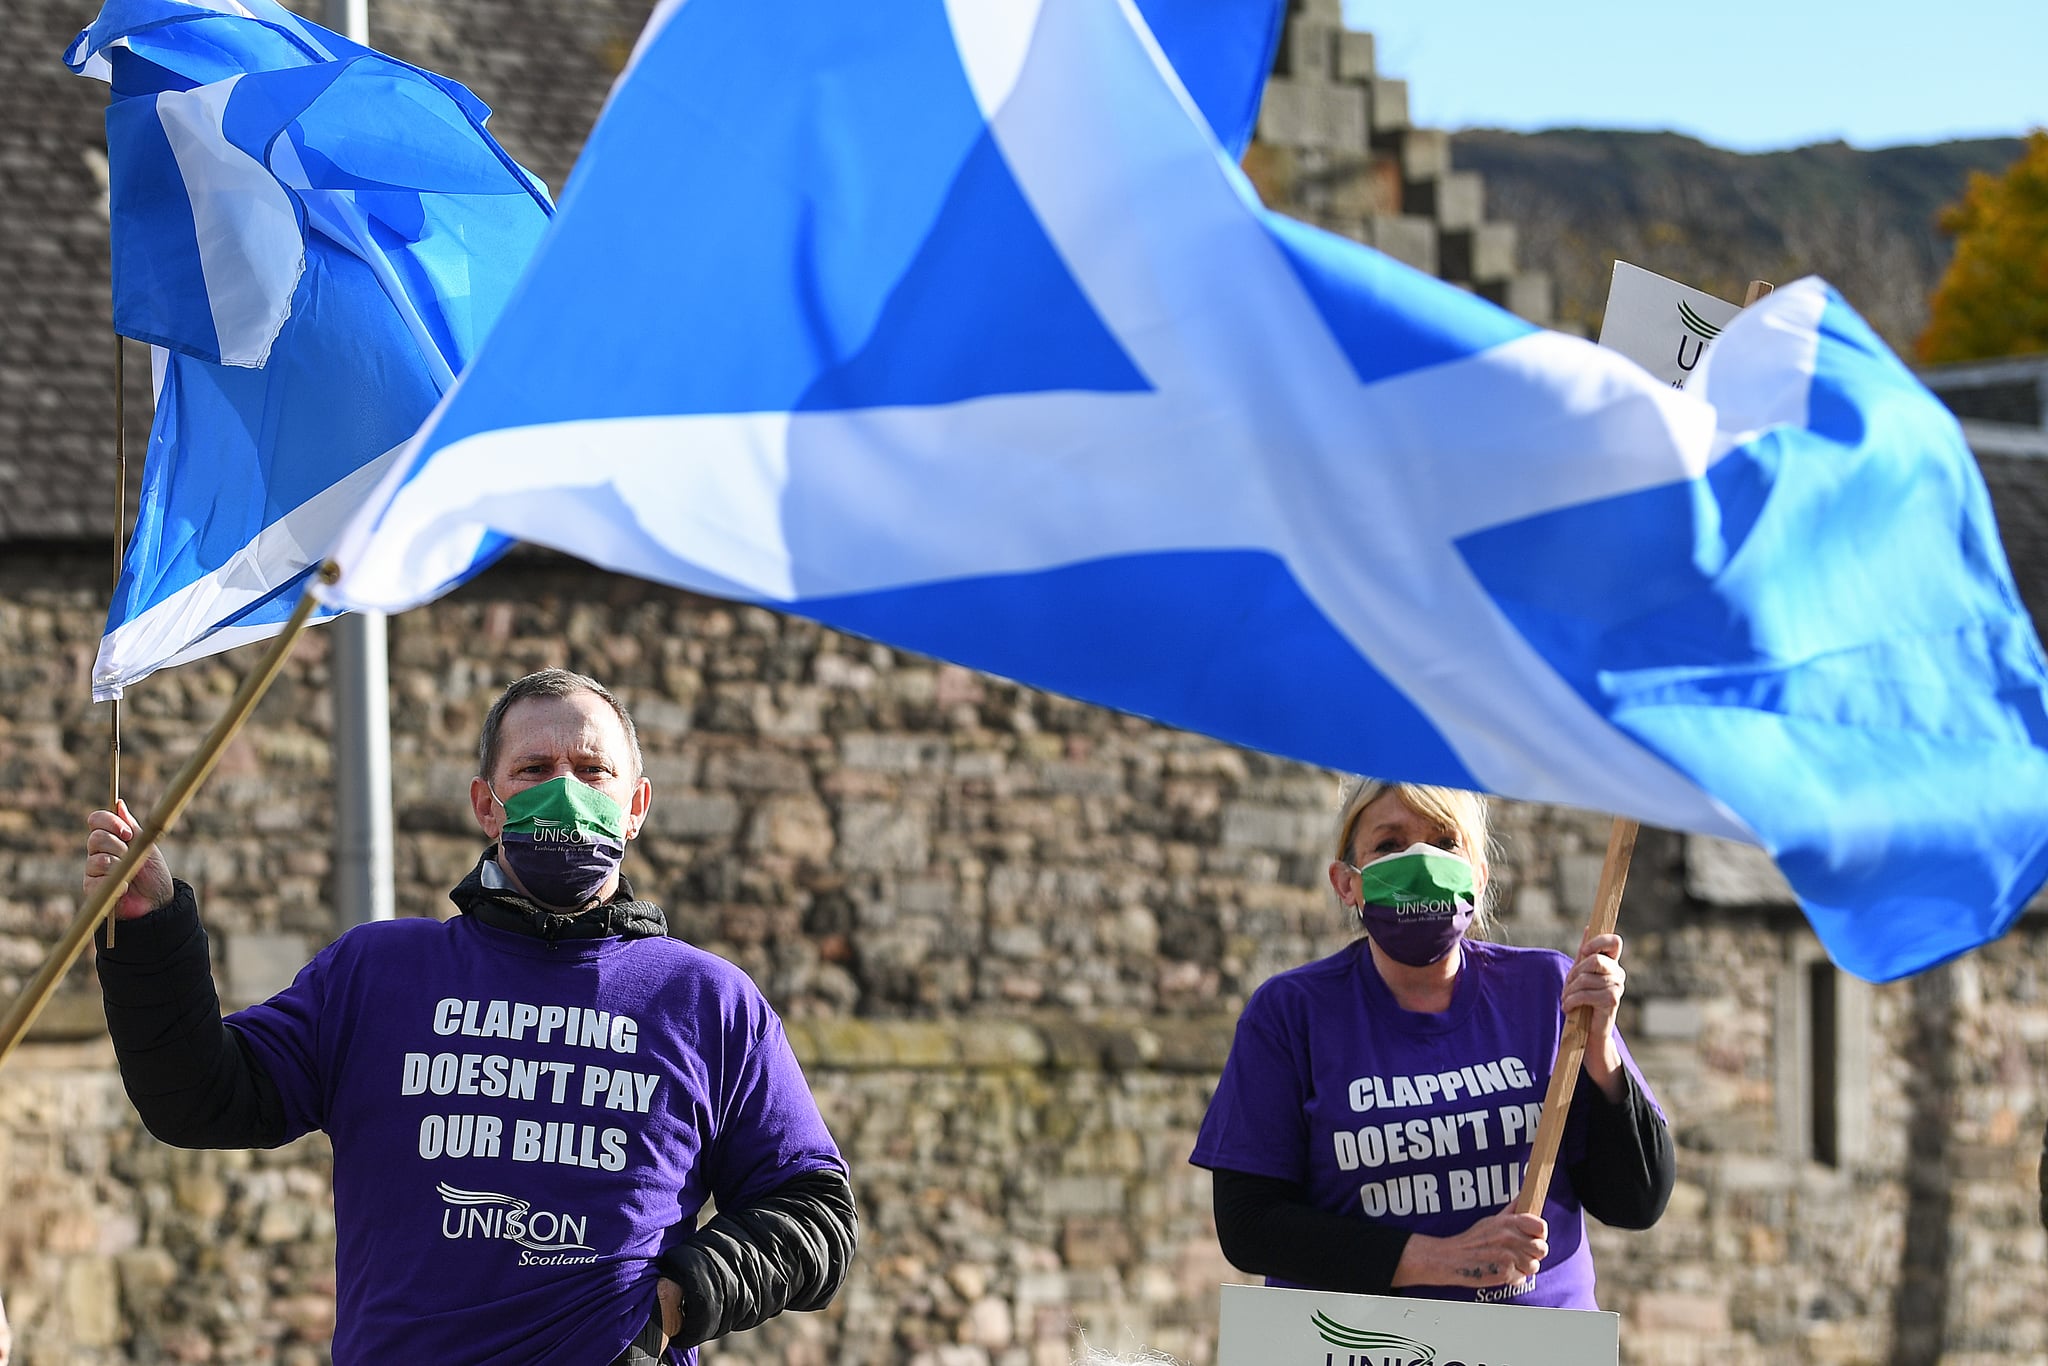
[1557,851,1606,923]
[841,732,949,774]
[1442,222,1518,284]
[1219,803,1325,854]
[1336,29,1376,82]
[897,877,956,915]
[1256,79,1367,152]
[1035,759,1123,796]
[1276,19,1335,81]
[701,746,811,793]
[225,931,311,1008]
[1717,1154,1795,1190]
[627,695,692,739]
[1640,998,1707,1041]
[648,792,741,839]
[638,754,700,792]
[1040,1174,1126,1217]
[1405,170,1485,231]
[1480,270,1555,325]
[1398,127,1452,182]
[1358,214,1437,275]
[988,925,1044,959]
[836,801,930,871]
[1686,834,1797,906]
[1365,77,1409,134]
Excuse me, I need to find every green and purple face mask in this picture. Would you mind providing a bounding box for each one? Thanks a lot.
[1345,843,1478,967]
[492,776,628,909]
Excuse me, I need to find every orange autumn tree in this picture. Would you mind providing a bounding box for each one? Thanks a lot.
[1920,129,2048,364]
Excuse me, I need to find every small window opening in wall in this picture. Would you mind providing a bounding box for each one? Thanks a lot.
[1808,960,1839,1167]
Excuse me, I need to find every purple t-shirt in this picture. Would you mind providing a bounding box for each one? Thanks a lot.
[228,913,844,1365]
[1190,937,1659,1310]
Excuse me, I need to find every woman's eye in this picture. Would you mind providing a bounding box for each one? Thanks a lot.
[1374,840,1402,854]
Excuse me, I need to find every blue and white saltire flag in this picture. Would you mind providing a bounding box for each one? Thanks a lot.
[324,0,2048,981]
[68,0,552,700]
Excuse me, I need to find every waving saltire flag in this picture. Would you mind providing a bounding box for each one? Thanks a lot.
[68,0,552,700]
[324,0,2048,981]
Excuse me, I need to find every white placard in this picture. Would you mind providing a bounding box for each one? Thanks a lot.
[1597,260,1741,389]
[1217,1283,1619,1366]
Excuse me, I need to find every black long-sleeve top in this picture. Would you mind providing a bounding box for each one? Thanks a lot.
[1209,1060,1673,1293]
[94,875,857,1351]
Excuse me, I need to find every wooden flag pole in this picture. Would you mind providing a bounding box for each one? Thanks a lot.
[0,573,330,1077]
[105,333,129,947]
[1512,275,1776,1221]
[1511,816,1639,1215]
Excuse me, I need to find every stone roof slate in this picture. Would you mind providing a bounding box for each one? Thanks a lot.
[0,0,141,541]
[0,0,651,545]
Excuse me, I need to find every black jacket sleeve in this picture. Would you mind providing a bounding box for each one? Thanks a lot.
[1565,1059,1675,1229]
[655,1166,858,1348]
[92,880,288,1149]
[2037,1120,2047,1233]
[1210,1167,1411,1293]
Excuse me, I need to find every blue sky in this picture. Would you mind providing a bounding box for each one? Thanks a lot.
[1341,1,2048,152]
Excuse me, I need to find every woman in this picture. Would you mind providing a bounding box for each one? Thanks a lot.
[1190,779,1673,1308]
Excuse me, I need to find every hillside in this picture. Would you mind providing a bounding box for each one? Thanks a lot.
[1449,129,2026,352]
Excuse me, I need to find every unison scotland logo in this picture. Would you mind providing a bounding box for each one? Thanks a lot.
[437,1182,596,1255]
[1675,298,1724,342]
[1312,1310,1436,1365]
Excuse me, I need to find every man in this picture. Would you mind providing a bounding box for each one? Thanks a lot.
[84,669,855,1365]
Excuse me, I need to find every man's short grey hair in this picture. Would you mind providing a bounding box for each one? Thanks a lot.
[476,669,643,783]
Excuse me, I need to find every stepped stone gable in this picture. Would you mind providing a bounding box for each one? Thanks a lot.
[4,2,2048,1363]
[1247,0,1555,325]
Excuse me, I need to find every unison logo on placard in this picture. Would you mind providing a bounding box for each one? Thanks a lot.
[1308,1308,1520,1366]
[437,1182,597,1262]
[1670,297,1725,385]
[1675,299,1723,342]
[1312,1311,1437,1365]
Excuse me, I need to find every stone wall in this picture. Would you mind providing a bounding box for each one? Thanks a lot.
[4,548,2047,1363]
[5,0,2048,1359]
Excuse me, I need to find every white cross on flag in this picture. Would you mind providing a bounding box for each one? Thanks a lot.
[324,0,2048,981]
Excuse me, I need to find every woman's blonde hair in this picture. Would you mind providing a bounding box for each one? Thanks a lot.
[1073,1344,1180,1365]
[1333,777,1495,935]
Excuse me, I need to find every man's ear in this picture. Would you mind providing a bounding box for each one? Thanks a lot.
[624,776,652,840]
[471,776,501,839]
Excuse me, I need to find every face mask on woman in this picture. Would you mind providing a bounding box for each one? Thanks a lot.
[491,776,628,908]
[1345,842,1477,967]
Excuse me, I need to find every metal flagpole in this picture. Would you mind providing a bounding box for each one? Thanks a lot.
[326,0,396,929]
[104,333,128,946]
